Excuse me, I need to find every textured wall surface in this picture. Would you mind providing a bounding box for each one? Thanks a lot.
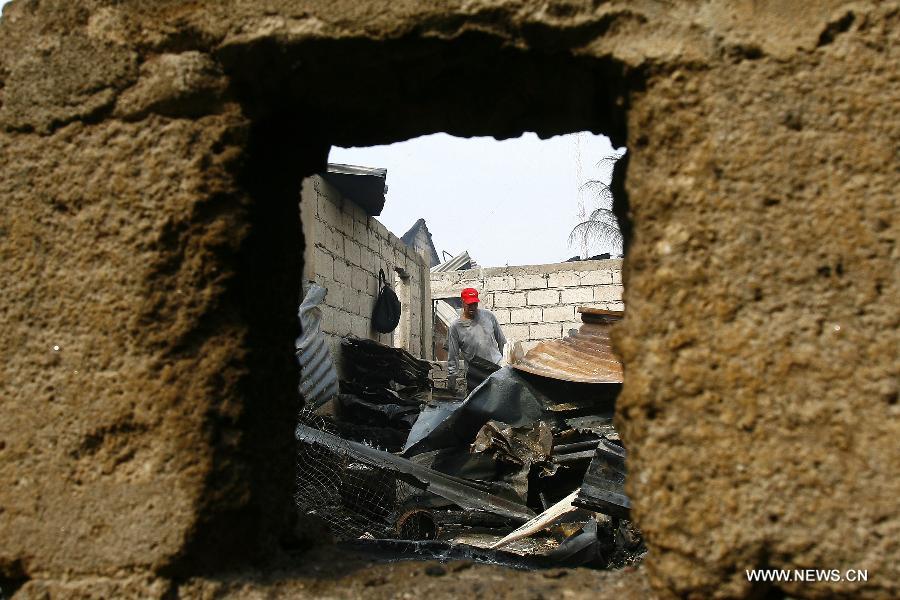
[300,175,430,368]
[432,259,623,353]
[1,0,897,598]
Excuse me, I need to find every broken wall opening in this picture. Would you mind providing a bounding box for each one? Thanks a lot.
[217,30,639,570]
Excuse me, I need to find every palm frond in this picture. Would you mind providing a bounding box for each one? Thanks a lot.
[569,151,625,257]
[567,207,622,249]
[579,180,613,206]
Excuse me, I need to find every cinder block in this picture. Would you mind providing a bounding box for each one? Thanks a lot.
[351,266,370,294]
[515,274,548,290]
[321,279,340,308]
[379,261,394,288]
[542,305,576,322]
[319,193,342,227]
[342,289,356,315]
[321,306,336,334]
[561,287,593,304]
[547,271,580,288]
[494,309,511,325]
[356,290,369,316]
[530,323,563,340]
[328,282,346,309]
[580,270,614,286]
[494,291,527,308]
[314,246,333,280]
[479,293,494,308]
[344,239,362,267]
[333,259,351,285]
[379,236,392,260]
[353,203,368,225]
[372,218,390,241]
[367,227,380,253]
[353,218,368,242]
[360,293,375,317]
[330,228,345,258]
[334,310,352,336]
[394,248,408,270]
[485,275,515,292]
[575,301,604,313]
[501,324,529,341]
[611,269,622,284]
[527,289,560,306]
[315,192,327,219]
[510,307,541,323]
[608,301,625,311]
[431,278,459,297]
[373,270,384,296]
[593,285,624,302]
[340,204,355,235]
[361,250,376,275]
[351,316,369,338]
[442,271,464,285]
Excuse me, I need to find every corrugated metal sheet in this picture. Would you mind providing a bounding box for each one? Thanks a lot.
[434,299,459,328]
[510,307,623,384]
[432,250,474,272]
[296,284,340,409]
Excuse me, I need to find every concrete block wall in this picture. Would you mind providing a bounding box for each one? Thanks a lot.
[301,175,431,376]
[432,259,623,353]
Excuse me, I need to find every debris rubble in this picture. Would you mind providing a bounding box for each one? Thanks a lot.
[295,307,645,569]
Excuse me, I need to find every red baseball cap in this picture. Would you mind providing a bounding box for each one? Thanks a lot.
[461,288,480,304]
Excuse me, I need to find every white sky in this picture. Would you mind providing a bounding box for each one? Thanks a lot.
[331,132,624,268]
[0,1,9,14]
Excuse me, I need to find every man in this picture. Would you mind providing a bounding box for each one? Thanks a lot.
[447,287,507,394]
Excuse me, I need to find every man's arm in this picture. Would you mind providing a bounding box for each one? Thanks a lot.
[492,312,507,352]
[447,324,460,378]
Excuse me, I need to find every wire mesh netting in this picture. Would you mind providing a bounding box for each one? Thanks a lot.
[295,404,427,541]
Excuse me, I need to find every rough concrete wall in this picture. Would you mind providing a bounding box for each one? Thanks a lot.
[615,7,900,597]
[0,76,305,585]
[432,260,623,352]
[1,1,897,598]
[300,174,430,365]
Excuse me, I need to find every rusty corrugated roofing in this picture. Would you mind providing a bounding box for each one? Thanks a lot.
[510,307,623,384]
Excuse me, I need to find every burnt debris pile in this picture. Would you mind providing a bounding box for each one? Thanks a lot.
[295,307,645,568]
[334,337,432,451]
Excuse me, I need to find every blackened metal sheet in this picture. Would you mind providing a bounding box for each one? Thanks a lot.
[341,337,432,389]
[510,308,624,384]
[573,439,631,519]
[402,366,549,456]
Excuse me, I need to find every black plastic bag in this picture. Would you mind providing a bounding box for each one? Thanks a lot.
[372,268,402,333]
